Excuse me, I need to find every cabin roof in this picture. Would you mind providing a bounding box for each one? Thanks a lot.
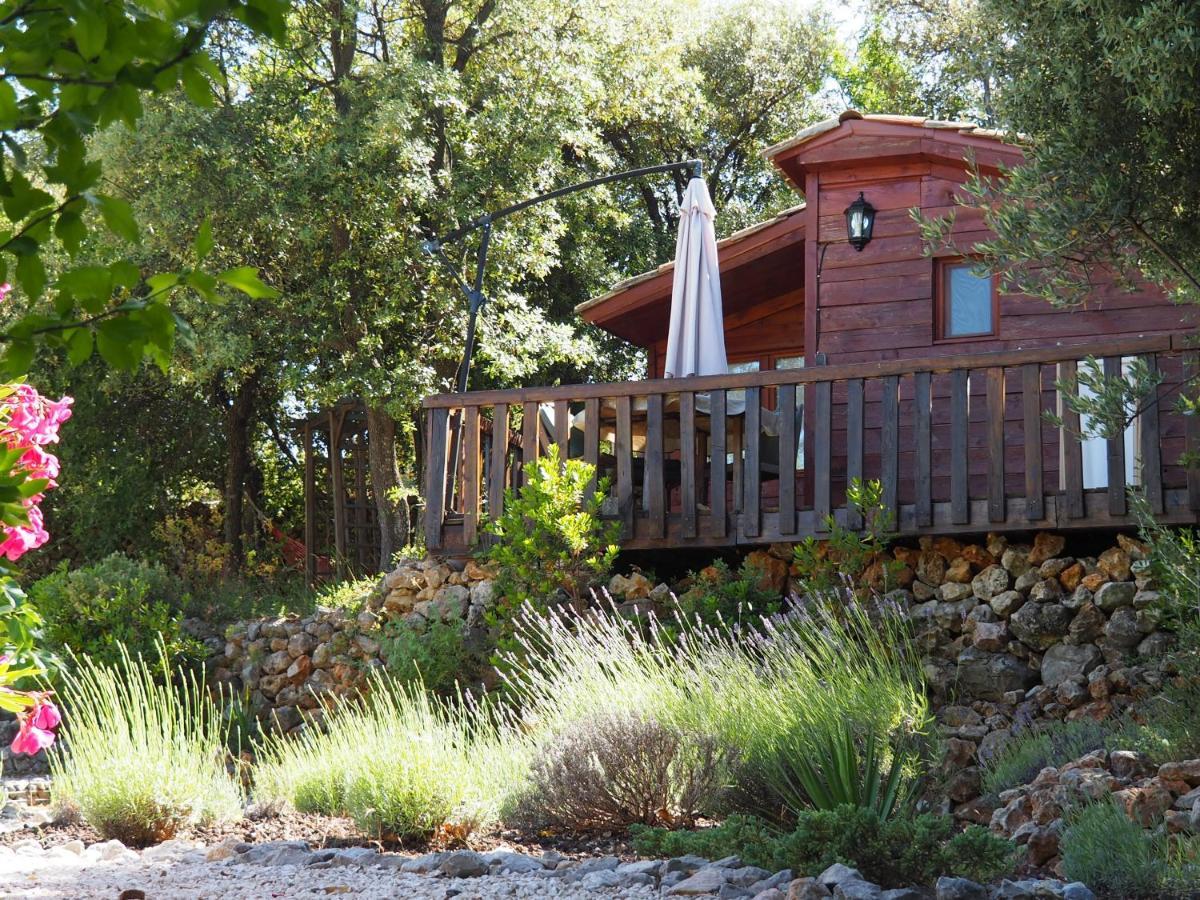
[577,110,1022,344]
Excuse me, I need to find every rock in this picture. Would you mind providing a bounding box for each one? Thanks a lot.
[581,870,629,890]
[817,864,863,890]
[956,647,1036,700]
[1009,602,1072,649]
[880,891,923,900]
[834,880,882,900]
[570,856,621,878]
[1041,643,1102,686]
[935,876,987,900]
[1109,750,1153,779]
[940,582,974,603]
[990,590,1025,617]
[1061,884,1096,900]
[262,650,291,675]
[1159,760,1200,786]
[972,565,1011,601]
[1067,603,1106,644]
[1059,562,1085,592]
[400,852,448,874]
[1029,533,1067,566]
[973,621,1009,652]
[1104,607,1143,649]
[617,859,664,878]
[749,869,792,893]
[945,557,973,584]
[484,851,544,874]
[1112,783,1173,827]
[787,879,833,899]
[916,552,949,586]
[1097,547,1132,582]
[1001,546,1031,576]
[1094,581,1136,611]
[1028,579,1063,603]
[669,868,729,895]
[438,850,489,878]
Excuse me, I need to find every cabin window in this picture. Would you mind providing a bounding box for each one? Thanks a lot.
[936,258,997,340]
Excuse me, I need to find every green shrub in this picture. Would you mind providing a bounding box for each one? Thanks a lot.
[982,719,1114,795]
[315,576,376,613]
[632,807,1014,887]
[49,647,243,845]
[1061,800,1168,898]
[379,616,477,696]
[504,711,731,831]
[502,593,930,823]
[792,478,899,595]
[29,554,202,669]
[485,444,619,613]
[254,673,524,840]
[676,558,782,627]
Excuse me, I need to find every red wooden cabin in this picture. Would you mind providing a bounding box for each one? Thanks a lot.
[423,111,1198,553]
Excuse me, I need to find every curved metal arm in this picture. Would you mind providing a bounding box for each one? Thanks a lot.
[423,158,703,394]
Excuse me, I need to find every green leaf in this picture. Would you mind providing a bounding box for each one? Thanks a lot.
[58,265,113,309]
[65,327,94,366]
[94,194,139,243]
[181,63,215,108]
[146,273,181,294]
[95,318,143,370]
[194,218,214,262]
[54,210,87,255]
[0,81,18,129]
[15,253,46,301]
[72,8,108,59]
[217,266,279,299]
[0,339,35,378]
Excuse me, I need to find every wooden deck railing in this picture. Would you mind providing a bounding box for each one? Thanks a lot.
[422,335,1199,553]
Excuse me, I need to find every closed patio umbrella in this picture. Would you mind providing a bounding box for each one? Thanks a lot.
[664,176,728,378]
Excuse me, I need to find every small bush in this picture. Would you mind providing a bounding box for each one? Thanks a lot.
[632,806,1014,887]
[792,478,899,595]
[506,712,731,831]
[49,647,243,845]
[315,577,376,613]
[982,719,1114,794]
[676,559,781,627]
[486,444,619,613]
[379,616,477,696]
[254,673,522,840]
[29,554,202,669]
[1060,800,1168,898]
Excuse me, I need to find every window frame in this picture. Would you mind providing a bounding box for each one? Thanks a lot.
[934,256,1000,343]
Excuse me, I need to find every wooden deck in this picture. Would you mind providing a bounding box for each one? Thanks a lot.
[422,335,1200,554]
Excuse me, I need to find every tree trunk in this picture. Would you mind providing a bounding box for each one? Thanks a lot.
[222,374,260,576]
[365,404,407,570]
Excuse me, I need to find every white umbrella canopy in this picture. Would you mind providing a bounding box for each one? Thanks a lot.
[663,177,728,378]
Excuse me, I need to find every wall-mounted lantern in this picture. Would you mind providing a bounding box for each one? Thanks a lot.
[844,192,876,252]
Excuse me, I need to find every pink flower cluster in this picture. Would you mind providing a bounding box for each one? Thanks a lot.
[11,696,60,754]
[0,382,72,561]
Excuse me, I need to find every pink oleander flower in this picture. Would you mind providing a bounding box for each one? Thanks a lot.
[10,719,55,755]
[30,699,60,731]
[0,384,72,561]
[0,284,10,303]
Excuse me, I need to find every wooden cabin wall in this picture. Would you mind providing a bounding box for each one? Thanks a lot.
[810,164,1195,513]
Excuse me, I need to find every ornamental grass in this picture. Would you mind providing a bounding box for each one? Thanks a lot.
[49,648,243,845]
[253,673,526,841]
[502,594,931,822]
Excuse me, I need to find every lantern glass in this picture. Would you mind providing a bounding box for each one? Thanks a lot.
[844,192,876,251]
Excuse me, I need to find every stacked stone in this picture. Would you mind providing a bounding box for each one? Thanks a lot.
[989,751,1200,873]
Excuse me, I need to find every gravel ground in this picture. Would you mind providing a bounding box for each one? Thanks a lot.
[0,839,662,899]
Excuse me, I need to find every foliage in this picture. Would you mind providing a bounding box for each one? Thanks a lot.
[0,0,284,382]
[676,558,782,628]
[501,594,930,824]
[28,554,202,669]
[791,478,899,596]
[49,647,243,845]
[1060,800,1171,898]
[916,0,1200,315]
[379,616,477,697]
[255,673,523,841]
[314,577,375,614]
[486,446,619,610]
[505,712,730,831]
[632,807,1015,887]
[982,719,1115,795]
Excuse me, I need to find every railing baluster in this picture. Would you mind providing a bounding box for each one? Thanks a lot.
[743,387,761,538]
[1190,352,1200,513]
[487,403,508,542]
[950,369,969,525]
[710,390,727,538]
[778,384,798,536]
[1102,356,1127,516]
[1059,360,1085,519]
[846,378,864,530]
[680,391,697,539]
[461,406,481,546]
[521,400,539,487]
[986,366,1005,523]
[646,393,665,539]
[1140,354,1164,515]
[1022,364,1044,521]
[424,407,448,550]
[554,399,570,463]
[880,375,899,518]
[616,396,634,539]
[583,397,599,498]
[813,378,831,530]
[914,371,932,527]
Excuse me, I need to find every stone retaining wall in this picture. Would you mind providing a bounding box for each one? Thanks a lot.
[208,531,1173,754]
